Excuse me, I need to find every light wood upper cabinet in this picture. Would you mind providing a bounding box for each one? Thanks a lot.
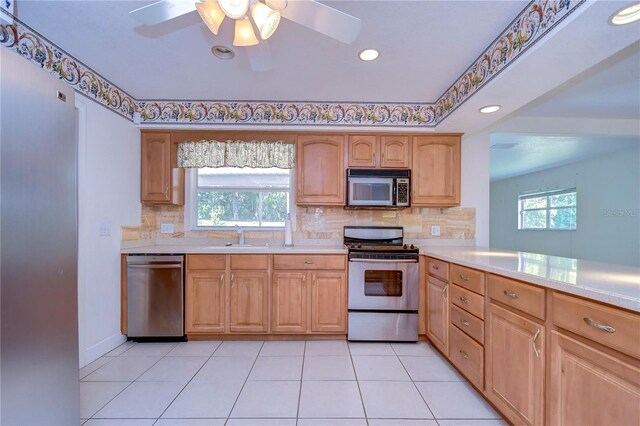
[412,135,461,206]
[486,302,545,426]
[296,135,345,205]
[380,136,410,168]
[229,270,269,333]
[141,132,184,205]
[272,272,307,333]
[549,331,640,426]
[186,270,226,333]
[427,275,449,355]
[311,271,347,333]
[348,135,377,168]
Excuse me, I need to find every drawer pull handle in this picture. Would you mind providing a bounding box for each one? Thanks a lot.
[432,265,439,270]
[583,317,616,333]
[443,285,448,300]
[304,260,315,264]
[532,329,541,358]
[460,318,470,327]
[459,350,469,359]
[503,290,520,299]
[459,275,470,281]
[459,296,469,304]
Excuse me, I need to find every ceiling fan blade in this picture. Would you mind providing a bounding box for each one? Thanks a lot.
[130,0,198,26]
[273,0,362,44]
[246,42,273,72]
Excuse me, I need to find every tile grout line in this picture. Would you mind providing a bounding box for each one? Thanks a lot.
[224,341,265,425]
[392,343,438,422]
[153,340,223,424]
[295,341,307,426]
[347,341,371,426]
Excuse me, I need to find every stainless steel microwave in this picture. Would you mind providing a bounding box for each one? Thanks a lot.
[346,169,410,208]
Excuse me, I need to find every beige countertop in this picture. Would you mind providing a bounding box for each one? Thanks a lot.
[421,246,640,312]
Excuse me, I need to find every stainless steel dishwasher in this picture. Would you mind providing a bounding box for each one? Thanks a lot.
[126,255,185,339]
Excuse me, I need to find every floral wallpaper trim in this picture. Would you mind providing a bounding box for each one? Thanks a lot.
[0,0,585,127]
[0,10,136,120]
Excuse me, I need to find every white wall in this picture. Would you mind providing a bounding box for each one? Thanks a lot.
[490,146,640,266]
[76,96,140,367]
[461,130,491,247]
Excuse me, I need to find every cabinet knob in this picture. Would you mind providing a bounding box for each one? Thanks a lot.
[459,350,469,359]
[503,290,520,299]
[460,318,470,327]
[432,265,439,270]
[459,274,470,281]
[304,260,315,264]
[459,296,469,304]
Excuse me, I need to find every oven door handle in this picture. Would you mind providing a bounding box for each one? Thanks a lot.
[349,258,418,263]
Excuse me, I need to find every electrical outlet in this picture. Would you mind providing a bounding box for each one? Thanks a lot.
[431,225,441,236]
[160,223,174,234]
[98,222,111,236]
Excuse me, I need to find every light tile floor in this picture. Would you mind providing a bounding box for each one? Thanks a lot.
[80,340,505,426]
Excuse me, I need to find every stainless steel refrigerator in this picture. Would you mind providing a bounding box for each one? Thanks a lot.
[1,50,80,423]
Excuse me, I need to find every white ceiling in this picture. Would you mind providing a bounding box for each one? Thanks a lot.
[490,133,639,181]
[17,0,529,101]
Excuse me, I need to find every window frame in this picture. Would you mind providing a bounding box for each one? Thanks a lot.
[185,168,295,231]
[518,187,577,231]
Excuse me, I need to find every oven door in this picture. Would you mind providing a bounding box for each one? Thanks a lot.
[348,177,394,206]
[348,259,418,311]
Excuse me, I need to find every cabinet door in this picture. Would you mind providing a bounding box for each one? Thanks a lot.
[348,135,377,168]
[427,276,449,355]
[486,303,544,426]
[380,136,410,168]
[272,272,307,333]
[310,272,346,333]
[186,271,226,333]
[411,135,461,206]
[229,271,269,333]
[550,331,640,426]
[296,135,345,205]
[141,133,172,202]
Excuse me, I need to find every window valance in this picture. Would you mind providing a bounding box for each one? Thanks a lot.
[177,140,295,169]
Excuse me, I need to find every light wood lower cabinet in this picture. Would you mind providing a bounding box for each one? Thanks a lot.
[486,302,545,426]
[229,270,269,333]
[272,272,307,333]
[549,331,640,426]
[186,270,226,333]
[310,271,346,332]
[427,275,449,355]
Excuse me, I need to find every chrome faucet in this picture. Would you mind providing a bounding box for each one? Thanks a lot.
[235,224,245,245]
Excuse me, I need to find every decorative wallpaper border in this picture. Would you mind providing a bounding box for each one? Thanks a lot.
[0,0,585,127]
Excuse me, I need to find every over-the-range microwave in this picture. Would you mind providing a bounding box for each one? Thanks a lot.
[346,169,410,208]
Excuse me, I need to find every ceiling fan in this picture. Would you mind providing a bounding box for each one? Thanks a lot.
[130,0,362,70]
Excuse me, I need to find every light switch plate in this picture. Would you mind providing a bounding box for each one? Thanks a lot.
[160,223,174,234]
[431,225,441,236]
[98,222,111,236]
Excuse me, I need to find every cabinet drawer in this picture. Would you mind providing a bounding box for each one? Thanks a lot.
[427,258,449,281]
[553,292,640,359]
[488,274,545,320]
[451,304,484,344]
[451,264,485,295]
[230,254,269,270]
[451,284,485,320]
[187,254,226,270]
[450,324,484,389]
[273,254,345,270]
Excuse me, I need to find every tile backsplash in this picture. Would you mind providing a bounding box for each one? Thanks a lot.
[122,204,475,245]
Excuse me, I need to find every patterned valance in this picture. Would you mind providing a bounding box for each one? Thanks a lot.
[177,140,295,169]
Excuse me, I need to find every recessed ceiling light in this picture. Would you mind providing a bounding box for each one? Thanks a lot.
[610,3,640,25]
[479,105,501,114]
[211,45,235,60]
[359,48,379,61]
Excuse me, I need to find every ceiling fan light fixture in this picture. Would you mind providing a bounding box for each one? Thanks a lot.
[610,3,640,25]
[251,2,281,40]
[358,48,379,61]
[196,1,226,35]
[233,17,259,46]
[479,105,501,114]
[217,0,250,19]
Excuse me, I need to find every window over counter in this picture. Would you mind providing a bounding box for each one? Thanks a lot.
[191,167,292,229]
[518,188,577,230]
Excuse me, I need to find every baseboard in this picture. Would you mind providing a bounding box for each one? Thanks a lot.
[81,333,127,367]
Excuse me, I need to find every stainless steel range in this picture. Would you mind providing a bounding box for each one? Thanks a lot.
[345,226,419,342]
